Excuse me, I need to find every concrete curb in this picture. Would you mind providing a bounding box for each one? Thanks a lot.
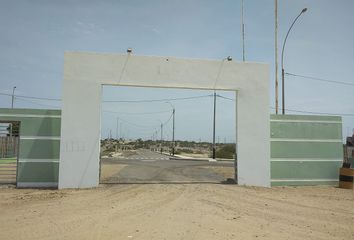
[169,156,234,163]
[153,151,234,162]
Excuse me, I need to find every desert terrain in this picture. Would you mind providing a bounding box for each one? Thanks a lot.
[0,184,353,240]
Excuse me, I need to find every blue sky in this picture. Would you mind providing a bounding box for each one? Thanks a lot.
[0,0,353,141]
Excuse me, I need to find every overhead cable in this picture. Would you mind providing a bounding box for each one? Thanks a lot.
[286,72,354,86]
[103,110,171,115]
[217,94,354,116]
[0,92,61,101]
[270,107,354,116]
[0,92,213,103]
[102,94,213,103]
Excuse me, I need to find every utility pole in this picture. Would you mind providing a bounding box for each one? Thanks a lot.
[166,102,176,156]
[10,86,17,139]
[11,86,16,109]
[116,117,119,140]
[160,123,163,154]
[212,91,216,159]
[172,108,175,155]
[120,123,123,140]
[241,0,245,62]
[275,0,279,114]
[155,130,158,151]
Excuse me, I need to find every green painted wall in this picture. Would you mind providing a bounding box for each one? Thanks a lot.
[270,114,343,186]
[0,109,344,188]
[19,139,60,159]
[17,162,59,182]
[271,142,343,159]
[271,161,341,179]
[19,118,61,137]
[271,122,342,139]
[0,108,61,187]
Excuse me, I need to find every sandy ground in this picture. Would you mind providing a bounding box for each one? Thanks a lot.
[100,164,127,182]
[202,165,235,179]
[0,184,353,240]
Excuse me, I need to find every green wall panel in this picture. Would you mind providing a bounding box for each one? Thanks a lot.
[271,122,341,139]
[0,108,60,116]
[271,142,343,159]
[20,118,61,137]
[17,162,58,182]
[271,114,341,122]
[270,114,343,186]
[19,139,60,159]
[0,108,61,187]
[271,180,338,187]
[0,116,28,123]
[271,161,341,179]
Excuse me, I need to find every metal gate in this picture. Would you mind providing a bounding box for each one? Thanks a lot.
[0,123,19,184]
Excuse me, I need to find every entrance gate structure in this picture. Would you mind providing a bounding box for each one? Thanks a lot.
[59,52,270,188]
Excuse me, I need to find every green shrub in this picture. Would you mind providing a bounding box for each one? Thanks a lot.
[216,144,236,159]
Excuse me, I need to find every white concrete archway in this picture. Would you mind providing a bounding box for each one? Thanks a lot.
[59,52,270,188]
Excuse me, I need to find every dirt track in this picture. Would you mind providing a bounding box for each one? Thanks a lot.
[0,184,353,240]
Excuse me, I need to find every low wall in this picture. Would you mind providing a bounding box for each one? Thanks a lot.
[0,108,61,188]
[270,114,343,186]
[0,108,344,188]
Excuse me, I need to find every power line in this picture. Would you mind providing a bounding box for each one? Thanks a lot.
[0,92,61,101]
[102,94,213,103]
[0,92,213,103]
[103,114,160,129]
[216,94,235,101]
[103,111,173,130]
[286,72,354,86]
[103,109,171,115]
[217,94,354,116]
[270,107,354,116]
[162,112,173,125]
[15,97,61,108]
[4,91,353,117]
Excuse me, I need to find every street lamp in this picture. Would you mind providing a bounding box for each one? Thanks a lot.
[165,102,175,156]
[11,86,16,109]
[212,56,233,160]
[281,7,307,115]
[156,120,163,154]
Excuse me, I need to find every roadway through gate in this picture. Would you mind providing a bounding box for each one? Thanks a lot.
[100,149,234,184]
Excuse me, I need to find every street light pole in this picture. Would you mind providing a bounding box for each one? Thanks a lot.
[212,91,216,159]
[211,56,232,160]
[281,7,308,115]
[241,0,245,62]
[116,117,119,140]
[11,86,16,109]
[275,0,279,114]
[172,108,175,155]
[165,102,175,156]
[160,123,163,154]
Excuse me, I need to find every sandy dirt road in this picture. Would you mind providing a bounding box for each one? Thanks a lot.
[0,184,353,240]
[100,149,234,183]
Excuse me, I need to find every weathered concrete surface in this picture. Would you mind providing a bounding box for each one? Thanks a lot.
[59,52,269,188]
